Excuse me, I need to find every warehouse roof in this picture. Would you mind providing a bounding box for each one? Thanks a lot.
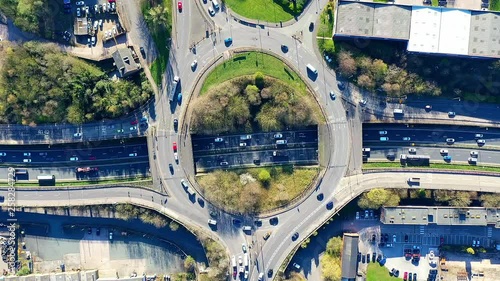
[341,233,359,279]
[468,11,500,58]
[407,6,441,53]
[438,9,471,55]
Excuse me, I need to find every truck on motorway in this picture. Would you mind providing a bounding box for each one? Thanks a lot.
[393,108,404,115]
[400,154,430,166]
[75,167,98,173]
[168,76,180,102]
[407,178,420,185]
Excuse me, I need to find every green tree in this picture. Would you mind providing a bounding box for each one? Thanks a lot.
[254,72,265,89]
[258,169,271,185]
[466,247,475,255]
[449,191,473,207]
[169,221,179,231]
[16,266,30,276]
[479,193,500,207]
[184,255,196,272]
[145,5,169,31]
[358,188,400,209]
[320,254,341,281]
[326,236,343,256]
[245,84,261,105]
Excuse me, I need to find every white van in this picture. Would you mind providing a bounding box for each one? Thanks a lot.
[276,140,287,145]
[243,225,252,232]
[212,0,219,9]
[306,64,318,75]
[231,256,236,268]
[181,179,188,189]
[258,273,264,281]
[208,219,217,226]
[244,253,249,268]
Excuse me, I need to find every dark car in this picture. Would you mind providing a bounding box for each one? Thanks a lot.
[173,118,178,130]
[96,228,100,236]
[292,232,299,241]
[413,273,417,281]
[440,236,444,245]
[270,217,279,225]
[405,234,409,242]
[326,201,334,210]
[309,22,314,31]
[372,254,376,263]
[87,227,92,234]
[317,193,324,201]
[366,253,370,262]
[169,164,174,174]
[281,44,288,53]
[140,46,146,58]
[267,269,273,277]
[337,82,346,90]
[224,37,233,46]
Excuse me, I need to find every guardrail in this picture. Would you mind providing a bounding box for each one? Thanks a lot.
[363,168,500,177]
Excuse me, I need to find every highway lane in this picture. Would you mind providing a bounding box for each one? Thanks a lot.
[364,146,500,165]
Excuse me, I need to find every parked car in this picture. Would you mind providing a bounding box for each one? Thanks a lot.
[74,132,82,137]
[263,232,271,240]
[274,133,283,139]
[177,1,182,10]
[0,153,6,156]
[23,159,31,163]
[292,263,300,270]
[109,231,113,240]
[208,6,215,16]
[475,133,483,138]
[470,151,478,157]
[76,7,81,17]
[24,152,31,156]
[76,1,85,6]
[173,142,177,152]
[130,126,137,131]
[70,156,79,161]
[403,137,411,141]
[242,244,247,253]
[174,152,178,163]
[128,153,137,157]
[214,137,224,143]
[379,130,388,135]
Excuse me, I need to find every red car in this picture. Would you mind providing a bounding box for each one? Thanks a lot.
[403,272,408,281]
[173,142,177,152]
[177,1,182,11]
[130,120,138,125]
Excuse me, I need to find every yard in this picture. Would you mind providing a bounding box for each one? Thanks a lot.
[224,0,307,22]
[367,263,403,281]
[201,52,307,94]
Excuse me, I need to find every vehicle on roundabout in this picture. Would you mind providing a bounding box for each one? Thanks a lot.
[224,37,233,46]
[329,91,336,100]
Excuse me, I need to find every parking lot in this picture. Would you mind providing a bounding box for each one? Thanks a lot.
[191,128,319,171]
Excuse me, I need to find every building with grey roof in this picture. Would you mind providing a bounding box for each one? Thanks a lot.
[372,4,411,39]
[468,11,500,58]
[335,2,374,37]
[111,48,141,78]
[381,206,500,227]
[341,233,359,281]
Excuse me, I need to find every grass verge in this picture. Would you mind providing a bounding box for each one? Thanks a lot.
[224,0,305,23]
[491,0,500,10]
[432,0,439,6]
[7,177,152,187]
[141,0,172,84]
[363,162,500,173]
[201,52,307,94]
[196,166,319,213]
[367,263,402,281]
[317,2,335,60]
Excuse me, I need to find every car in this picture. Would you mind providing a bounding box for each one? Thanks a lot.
[220,161,228,166]
[24,152,31,156]
[408,148,416,154]
[130,126,137,131]
[96,228,100,236]
[109,231,113,240]
[263,232,271,240]
[128,153,137,157]
[239,266,244,273]
[446,138,455,144]
[169,164,174,174]
[224,37,233,46]
[409,273,413,280]
[329,91,336,100]
[292,232,299,241]
[87,227,92,234]
[233,269,238,279]
[23,159,31,163]
[267,269,273,277]
[107,3,111,11]
[326,201,334,210]
[404,272,408,281]
[76,8,81,17]
[239,142,247,147]
[475,133,483,138]
[244,271,248,279]
[308,22,314,31]
[356,212,359,219]
[74,132,82,138]
[214,137,224,143]
[242,244,247,253]
[94,4,99,13]
[208,6,215,16]
[413,273,417,281]
[403,137,411,141]
[360,99,367,106]
[281,44,288,53]
[173,152,178,163]
[238,256,242,265]
[425,105,432,111]
[0,153,5,157]
[470,151,478,157]
[365,210,369,217]
[191,60,198,70]
[112,26,117,35]
[468,157,478,164]
[116,129,124,133]
[379,131,388,135]
[131,120,139,125]
[393,234,397,242]
[404,234,408,242]
[477,139,486,145]
[70,156,79,161]
[177,1,182,10]
[443,155,452,162]
[76,1,85,5]
[440,149,448,155]
[476,239,480,247]
[337,82,346,90]
[91,36,96,45]
[274,133,283,139]
[178,93,183,104]
[448,111,456,117]
[173,142,177,152]
[292,263,300,270]
[440,236,444,245]
[276,140,287,145]
[111,2,115,10]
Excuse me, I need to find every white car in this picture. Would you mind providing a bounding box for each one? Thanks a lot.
[292,263,301,270]
[446,138,455,143]
[477,139,486,145]
[440,149,448,155]
[470,151,478,157]
[70,156,79,161]
[23,152,31,156]
[76,7,81,17]
[94,4,99,13]
[91,36,96,45]
[129,153,137,157]
[238,256,242,265]
[112,26,117,35]
[23,159,31,163]
[74,132,82,137]
[355,211,359,219]
[244,271,248,279]
[99,19,103,27]
[408,148,416,153]
[0,153,6,156]
[208,6,215,16]
[174,152,178,163]
[239,142,247,147]
[130,126,137,131]
[107,3,111,11]
[393,234,397,242]
[191,60,198,70]
[379,131,387,135]
[76,1,85,6]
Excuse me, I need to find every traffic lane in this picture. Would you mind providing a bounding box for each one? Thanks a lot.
[0,143,148,163]
[191,130,318,151]
[365,146,500,164]
[363,125,497,140]
[0,162,150,181]
[363,129,497,146]
[194,148,318,169]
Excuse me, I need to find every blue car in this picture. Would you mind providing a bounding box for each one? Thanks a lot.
[224,37,232,46]
[178,93,183,104]
[443,155,452,162]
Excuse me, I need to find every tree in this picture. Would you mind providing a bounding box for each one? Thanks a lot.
[358,188,400,209]
[466,247,475,255]
[16,266,30,276]
[145,5,169,31]
[254,72,265,89]
[320,254,341,281]
[449,191,473,207]
[480,193,500,207]
[326,236,343,256]
[357,74,375,90]
[371,59,388,82]
[245,84,261,105]
[169,221,179,231]
[258,169,271,186]
[184,255,196,272]
[337,50,357,77]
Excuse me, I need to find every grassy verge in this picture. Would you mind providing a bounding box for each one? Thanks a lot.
[363,162,500,173]
[7,177,152,187]
[491,0,500,10]
[201,52,307,94]
[196,166,319,213]
[224,0,306,23]
[432,0,439,6]
[141,0,172,84]
[367,263,402,281]
[373,0,389,2]
[317,2,335,60]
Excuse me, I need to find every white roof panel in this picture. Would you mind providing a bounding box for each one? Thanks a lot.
[438,9,471,55]
[408,7,441,53]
